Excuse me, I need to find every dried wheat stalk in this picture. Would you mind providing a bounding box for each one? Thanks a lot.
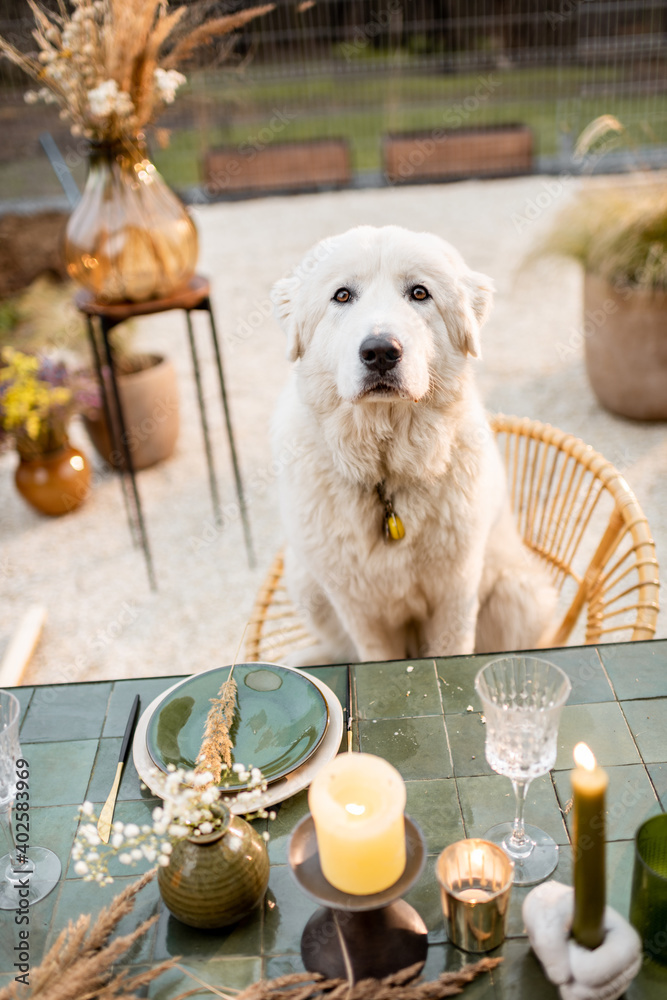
[0,869,177,1000]
[195,672,238,782]
[219,957,502,1000]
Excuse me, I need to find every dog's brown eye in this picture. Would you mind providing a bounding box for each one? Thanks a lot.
[411,285,429,301]
[334,288,351,303]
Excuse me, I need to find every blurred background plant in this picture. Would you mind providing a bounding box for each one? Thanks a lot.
[0,0,274,144]
[0,346,97,458]
[539,115,667,292]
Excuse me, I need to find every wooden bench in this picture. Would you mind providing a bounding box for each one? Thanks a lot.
[203,138,352,196]
[384,124,533,184]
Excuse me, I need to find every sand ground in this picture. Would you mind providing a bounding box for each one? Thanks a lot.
[1,173,665,686]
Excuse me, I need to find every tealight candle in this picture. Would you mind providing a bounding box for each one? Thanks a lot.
[571,741,609,949]
[308,752,406,895]
[436,839,514,953]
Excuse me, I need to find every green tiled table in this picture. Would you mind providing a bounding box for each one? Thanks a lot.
[4,642,667,999]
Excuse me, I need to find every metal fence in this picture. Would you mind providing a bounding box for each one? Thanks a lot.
[1,0,666,207]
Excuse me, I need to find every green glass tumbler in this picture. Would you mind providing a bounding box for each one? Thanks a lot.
[630,814,667,965]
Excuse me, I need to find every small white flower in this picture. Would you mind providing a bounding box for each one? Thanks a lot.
[154,67,186,104]
[123,823,140,839]
[199,821,213,835]
[160,842,172,855]
[193,771,213,787]
[130,848,143,861]
[111,833,124,850]
[262,831,270,842]
[74,860,89,875]
[80,801,94,816]
[158,854,171,866]
[143,847,157,862]
[118,853,132,865]
[152,807,164,822]
[112,821,124,832]
[24,91,38,104]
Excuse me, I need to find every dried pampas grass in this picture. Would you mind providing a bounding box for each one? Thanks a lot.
[0,869,176,1000]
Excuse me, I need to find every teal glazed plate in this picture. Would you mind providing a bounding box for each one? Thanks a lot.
[146,663,329,790]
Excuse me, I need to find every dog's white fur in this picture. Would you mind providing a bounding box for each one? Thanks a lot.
[271,225,556,665]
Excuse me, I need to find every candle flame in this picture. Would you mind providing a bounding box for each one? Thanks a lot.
[471,848,485,867]
[345,802,365,816]
[573,742,597,771]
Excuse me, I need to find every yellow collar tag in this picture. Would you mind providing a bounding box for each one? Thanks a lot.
[376,481,405,542]
[386,512,405,541]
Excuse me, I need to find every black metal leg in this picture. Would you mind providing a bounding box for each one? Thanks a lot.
[204,299,255,568]
[185,310,222,525]
[85,316,138,547]
[100,320,157,592]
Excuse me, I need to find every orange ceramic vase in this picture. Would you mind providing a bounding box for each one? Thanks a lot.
[14,441,91,516]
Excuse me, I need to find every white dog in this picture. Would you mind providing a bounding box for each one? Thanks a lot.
[271,225,556,665]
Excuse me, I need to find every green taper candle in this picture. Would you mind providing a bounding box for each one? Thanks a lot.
[571,742,609,949]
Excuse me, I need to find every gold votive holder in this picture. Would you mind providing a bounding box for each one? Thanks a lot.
[436,839,514,953]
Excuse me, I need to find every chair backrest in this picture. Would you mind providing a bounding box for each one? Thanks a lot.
[246,415,660,662]
[490,414,659,644]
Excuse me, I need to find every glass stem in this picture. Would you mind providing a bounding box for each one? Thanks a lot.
[510,779,531,849]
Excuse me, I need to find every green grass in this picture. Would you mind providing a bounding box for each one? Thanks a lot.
[1,63,666,198]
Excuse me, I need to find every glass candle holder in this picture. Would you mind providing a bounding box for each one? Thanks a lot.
[436,838,514,953]
[308,752,406,895]
[630,814,667,965]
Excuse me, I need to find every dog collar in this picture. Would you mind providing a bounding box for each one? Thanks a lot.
[376,481,405,541]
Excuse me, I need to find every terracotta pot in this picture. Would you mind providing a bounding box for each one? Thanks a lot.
[157,810,269,929]
[83,354,179,471]
[14,441,91,516]
[583,273,667,420]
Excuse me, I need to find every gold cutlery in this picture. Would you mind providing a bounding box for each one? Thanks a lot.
[97,694,140,844]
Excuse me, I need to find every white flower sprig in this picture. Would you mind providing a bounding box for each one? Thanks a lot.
[72,764,275,884]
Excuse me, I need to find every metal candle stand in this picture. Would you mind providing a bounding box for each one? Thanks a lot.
[288,814,428,983]
[76,276,254,590]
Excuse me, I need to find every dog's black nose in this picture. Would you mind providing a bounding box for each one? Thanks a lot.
[359,336,403,373]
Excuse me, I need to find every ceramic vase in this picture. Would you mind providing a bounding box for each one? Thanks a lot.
[14,440,91,516]
[64,136,198,304]
[157,809,270,929]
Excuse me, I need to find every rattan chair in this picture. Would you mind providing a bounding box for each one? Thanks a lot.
[245,415,660,663]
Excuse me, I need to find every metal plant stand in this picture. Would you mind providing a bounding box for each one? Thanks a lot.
[76,275,255,590]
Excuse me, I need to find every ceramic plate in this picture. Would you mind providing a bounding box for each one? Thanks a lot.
[133,666,344,814]
[145,662,329,790]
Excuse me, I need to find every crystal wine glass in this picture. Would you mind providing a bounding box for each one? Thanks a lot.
[0,689,61,908]
[474,657,571,886]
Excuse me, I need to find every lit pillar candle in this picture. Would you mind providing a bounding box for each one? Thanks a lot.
[571,741,609,949]
[308,752,406,895]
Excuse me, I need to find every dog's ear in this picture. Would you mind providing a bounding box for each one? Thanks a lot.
[451,270,494,359]
[271,276,303,362]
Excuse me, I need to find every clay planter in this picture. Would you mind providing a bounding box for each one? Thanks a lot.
[84,354,179,471]
[15,440,91,516]
[157,811,270,929]
[583,273,667,420]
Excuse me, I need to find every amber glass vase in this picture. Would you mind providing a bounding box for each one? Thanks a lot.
[64,136,198,304]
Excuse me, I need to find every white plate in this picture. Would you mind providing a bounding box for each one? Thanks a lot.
[133,663,344,814]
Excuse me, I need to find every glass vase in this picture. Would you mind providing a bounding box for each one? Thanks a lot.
[64,136,198,304]
[157,807,270,929]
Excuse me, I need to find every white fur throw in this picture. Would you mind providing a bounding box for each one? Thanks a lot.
[522,881,642,1000]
